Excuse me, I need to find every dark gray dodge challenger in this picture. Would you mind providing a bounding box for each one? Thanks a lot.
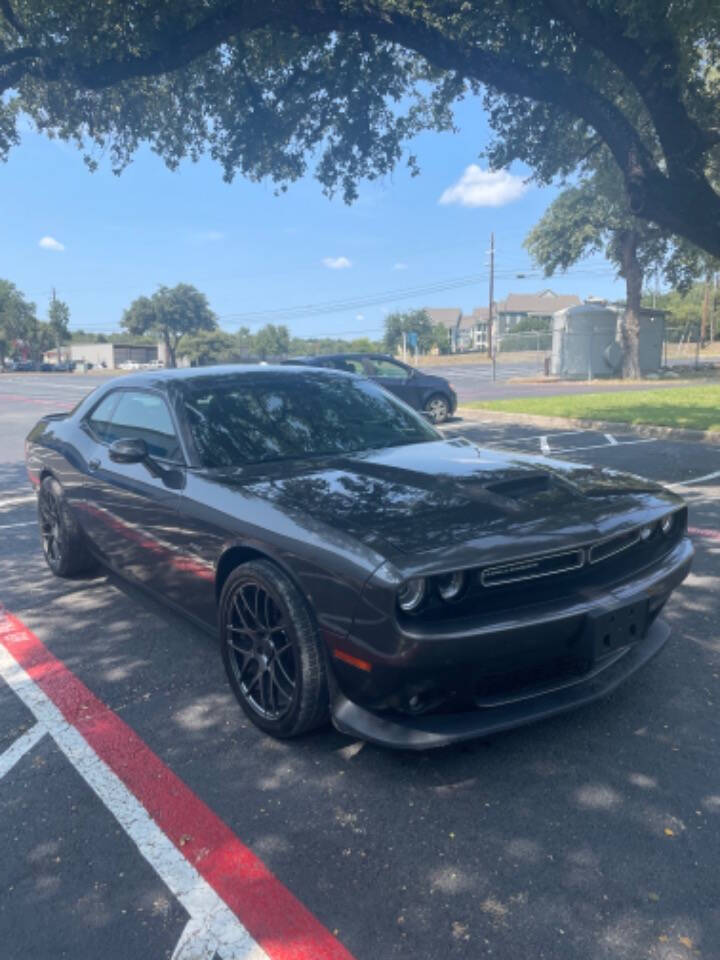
[25,365,693,748]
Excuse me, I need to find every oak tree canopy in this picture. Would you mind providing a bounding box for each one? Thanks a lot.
[2,2,719,254]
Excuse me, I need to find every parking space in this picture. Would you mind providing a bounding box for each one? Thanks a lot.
[2,377,720,960]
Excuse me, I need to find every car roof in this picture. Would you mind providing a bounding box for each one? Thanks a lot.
[286,353,396,363]
[101,363,358,389]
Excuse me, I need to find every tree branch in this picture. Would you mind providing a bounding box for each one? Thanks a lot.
[0,0,25,36]
[0,0,717,255]
[0,46,41,68]
[540,0,715,170]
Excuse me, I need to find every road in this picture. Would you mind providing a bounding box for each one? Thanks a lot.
[417,359,717,403]
[1,372,719,960]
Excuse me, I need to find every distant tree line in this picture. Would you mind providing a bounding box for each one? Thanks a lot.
[0,279,70,366]
[643,280,720,344]
[382,310,450,356]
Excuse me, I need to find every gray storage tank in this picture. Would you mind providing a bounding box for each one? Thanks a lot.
[551,302,665,377]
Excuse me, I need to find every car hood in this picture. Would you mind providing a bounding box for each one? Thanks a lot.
[218,438,680,564]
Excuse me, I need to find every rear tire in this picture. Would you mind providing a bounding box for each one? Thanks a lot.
[220,560,330,738]
[38,476,97,577]
[424,393,450,423]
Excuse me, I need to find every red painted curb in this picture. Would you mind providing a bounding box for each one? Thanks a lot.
[0,612,355,960]
[689,526,720,543]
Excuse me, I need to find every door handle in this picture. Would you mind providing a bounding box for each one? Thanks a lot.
[88,458,101,471]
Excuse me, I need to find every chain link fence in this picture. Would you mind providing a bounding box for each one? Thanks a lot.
[492,325,719,379]
[418,326,719,384]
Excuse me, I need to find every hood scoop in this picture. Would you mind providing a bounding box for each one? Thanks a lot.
[483,472,551,500]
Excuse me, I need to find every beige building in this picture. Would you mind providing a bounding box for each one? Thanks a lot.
[497,290,581,334]
[424,305,491,352]
[66,341,160,368]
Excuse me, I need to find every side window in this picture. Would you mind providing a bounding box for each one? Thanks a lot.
[86,392,120,442]
[106,391,183,462]
[366,359,408,379]
[327,358,365,374]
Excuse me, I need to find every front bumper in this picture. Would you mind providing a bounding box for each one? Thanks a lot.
[330,536,692,749]
[332,617,669,749]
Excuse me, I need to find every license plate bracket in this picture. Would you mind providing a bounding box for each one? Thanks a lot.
[585,600,648,659]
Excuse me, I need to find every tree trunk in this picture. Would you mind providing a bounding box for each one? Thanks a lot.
[164,330,176,368]
[617,229,643,379]
[700,274,711,346]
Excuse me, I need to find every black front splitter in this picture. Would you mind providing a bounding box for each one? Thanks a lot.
[331,618,671,750]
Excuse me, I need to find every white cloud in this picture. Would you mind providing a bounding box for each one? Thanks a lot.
[38,236,65,251]
[393,262,408,271]
[439,166,528,208]
[355,314,365,321]
[322,256,351,269]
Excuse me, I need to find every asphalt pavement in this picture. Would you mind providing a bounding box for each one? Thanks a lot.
[1,372,719,960]
[417,358,718,402]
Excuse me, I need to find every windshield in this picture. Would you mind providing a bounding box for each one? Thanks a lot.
[180,372,439,468]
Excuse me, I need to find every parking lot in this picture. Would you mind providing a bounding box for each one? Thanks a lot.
[417,359,718,403]
[1,373,719,960]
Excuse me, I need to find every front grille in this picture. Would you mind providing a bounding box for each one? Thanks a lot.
[589,528,642,564]
[481,548,585,587]
[407,507,687,624]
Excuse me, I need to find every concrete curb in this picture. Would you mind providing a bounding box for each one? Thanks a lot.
[455,406,720,445]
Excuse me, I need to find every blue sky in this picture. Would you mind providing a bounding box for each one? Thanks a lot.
[1,98,624,339]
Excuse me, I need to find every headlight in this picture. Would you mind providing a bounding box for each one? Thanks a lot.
[436,571,465,601]
[639,525,653,541]
[660,514,674,535]
[397,578,426,612]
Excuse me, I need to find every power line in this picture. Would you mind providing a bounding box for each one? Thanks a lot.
[217,272,492,324]
[66,262,621,334]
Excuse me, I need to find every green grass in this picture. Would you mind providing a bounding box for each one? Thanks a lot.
[467,384,720,432]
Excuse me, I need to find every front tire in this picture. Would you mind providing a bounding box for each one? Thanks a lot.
[424,393,450,423]
[38,476,97,577]
[220,560,330,738]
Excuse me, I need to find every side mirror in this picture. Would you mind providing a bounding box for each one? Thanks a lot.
[109,437,148,464]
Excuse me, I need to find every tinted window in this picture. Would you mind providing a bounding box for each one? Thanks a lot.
[106,390,182,461]
[365,359,408,378]
[325,357,365,374]
[181,373,438,468]
[86,392,120,442]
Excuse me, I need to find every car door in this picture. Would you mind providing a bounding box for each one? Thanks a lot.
[81,388,187,597]
[362,357,420,409]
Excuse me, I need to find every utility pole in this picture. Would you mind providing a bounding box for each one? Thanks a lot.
[487,232,494,358]
[51,287,59,363]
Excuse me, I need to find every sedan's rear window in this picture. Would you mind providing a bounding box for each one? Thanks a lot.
[180,373,438,468]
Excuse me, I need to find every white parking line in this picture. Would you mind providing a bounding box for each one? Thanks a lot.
[549,438,657,455]
[0,521,36,529]
[477,430,658,455]
[0,723,45,779]
[0,495,36,508]
[171,918,220,960]
[668,469,720,489]
[0,643,269,960]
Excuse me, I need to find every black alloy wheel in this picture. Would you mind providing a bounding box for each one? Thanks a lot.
[220,560,329,738]
[39,481,63,570]
[38,476,96,577]
[226,580,297,720]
